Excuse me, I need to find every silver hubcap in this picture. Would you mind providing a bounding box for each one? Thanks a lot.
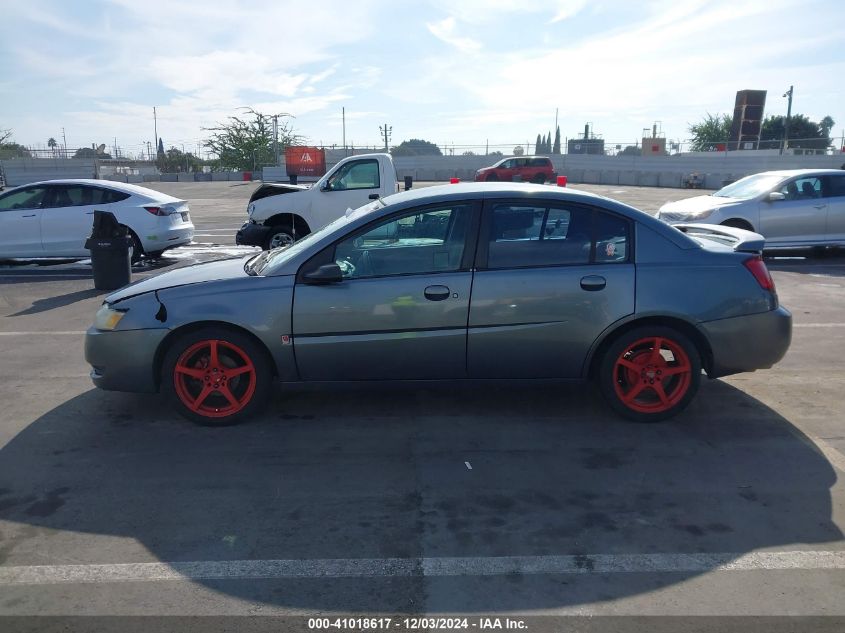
[269,232,294,249]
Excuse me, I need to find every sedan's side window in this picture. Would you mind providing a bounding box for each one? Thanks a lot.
[780,177,821,200]
[0,187,48,211]
[824,175,845,198]
[333,204,472,279]
[487,204,591,268]
[326,160,380,191]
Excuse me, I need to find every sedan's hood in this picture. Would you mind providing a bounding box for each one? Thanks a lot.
[106,257,250,303]
[660,194,742,213]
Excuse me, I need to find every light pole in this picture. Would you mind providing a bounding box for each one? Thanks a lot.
[781,85,793,155]
[379,124,392,152]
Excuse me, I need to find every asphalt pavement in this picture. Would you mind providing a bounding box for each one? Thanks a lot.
[1,181,844,629]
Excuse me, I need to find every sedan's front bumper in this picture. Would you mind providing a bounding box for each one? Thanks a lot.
[701,306,792,378]
[85,326,170,393]
[235,221,271,247]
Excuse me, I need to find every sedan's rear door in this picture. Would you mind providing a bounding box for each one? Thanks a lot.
[467,200,635,379]
[822,173,845,243]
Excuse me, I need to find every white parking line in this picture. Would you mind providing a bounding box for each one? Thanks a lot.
[1,550,843,585]
[0,331,85,336]
[793,323,845,328]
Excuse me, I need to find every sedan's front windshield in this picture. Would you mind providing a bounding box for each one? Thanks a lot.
[713,174,784,199]
[252,198,386,275]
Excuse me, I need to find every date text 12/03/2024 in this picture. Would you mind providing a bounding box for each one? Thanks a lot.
[307,617,528,630]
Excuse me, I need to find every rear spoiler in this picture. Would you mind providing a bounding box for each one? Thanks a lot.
[674,223,765,253]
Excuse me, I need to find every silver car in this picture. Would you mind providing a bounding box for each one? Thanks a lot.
[85,183,792,426]
[657,169,845,248]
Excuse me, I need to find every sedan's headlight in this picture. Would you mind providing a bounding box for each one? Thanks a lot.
[94,304,127,331]
[248,203,256,215]
[686,209,715,220]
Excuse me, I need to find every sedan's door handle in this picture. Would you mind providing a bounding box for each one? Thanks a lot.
[813,204,826,209]
[85,211,95,215]
[580,275,606,291]
[424,285,450,301]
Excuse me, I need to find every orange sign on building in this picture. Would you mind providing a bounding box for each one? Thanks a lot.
[285,147,327,177]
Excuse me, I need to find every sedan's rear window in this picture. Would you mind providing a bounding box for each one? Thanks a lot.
[488,204,590,268]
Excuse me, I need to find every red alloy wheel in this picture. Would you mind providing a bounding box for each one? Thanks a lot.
[612,337,692,414]
[172,339,257,418]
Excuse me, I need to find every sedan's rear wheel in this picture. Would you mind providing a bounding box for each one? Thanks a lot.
[162,328,272,426]
[599,326,701,422]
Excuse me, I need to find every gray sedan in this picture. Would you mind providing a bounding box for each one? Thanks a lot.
[657,169,845,248]
[85,183,792,425]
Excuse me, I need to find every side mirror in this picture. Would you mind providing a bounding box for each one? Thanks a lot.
[767,191,786,202]
[303,263,343,284]
[320,181,331,192]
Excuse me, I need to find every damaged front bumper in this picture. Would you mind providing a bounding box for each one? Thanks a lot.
[235,221,272,247]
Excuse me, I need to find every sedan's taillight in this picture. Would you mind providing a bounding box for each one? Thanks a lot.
[144,205,174,216]
[744,255,775,291]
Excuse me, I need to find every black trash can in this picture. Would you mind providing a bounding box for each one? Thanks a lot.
[289,174,298,185]
[85,211,132,291]
[404,175,413,191]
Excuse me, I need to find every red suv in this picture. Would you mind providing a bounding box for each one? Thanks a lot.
[475,156,556,184]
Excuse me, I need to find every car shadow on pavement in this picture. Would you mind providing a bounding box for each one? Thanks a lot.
[7,288,105,317]
[0,380,840,612]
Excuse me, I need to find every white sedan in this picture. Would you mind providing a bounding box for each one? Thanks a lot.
[0,179,194,259]
[657,169,845,249]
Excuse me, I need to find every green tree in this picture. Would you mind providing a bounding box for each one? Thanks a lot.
[0,128,31,159]
[157,146,203,173]
[47,137,58,156]
[618,145,641,157]
[512,145,524,156]
[553,126,561,154]
[535,134,542,154]
[203,109,299,171]
[759,114,834,150]
[390,138,442,156]
[546,131,552,153]
[688,113,732,151]
[73,147,111,159]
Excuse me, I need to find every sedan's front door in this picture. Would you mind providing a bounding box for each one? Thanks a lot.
[468,201,636,378]
[759,176,827,246]
[292,201,478,380]
[0,185,49,257]
[40,185,104,256]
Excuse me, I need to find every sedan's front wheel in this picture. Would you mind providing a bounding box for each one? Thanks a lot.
[599,326,701,422]
[162,328,272,426]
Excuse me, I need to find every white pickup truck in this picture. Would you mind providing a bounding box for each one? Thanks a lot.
[236,153,399,250]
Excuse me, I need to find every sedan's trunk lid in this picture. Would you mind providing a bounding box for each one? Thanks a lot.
[673,223,765,253]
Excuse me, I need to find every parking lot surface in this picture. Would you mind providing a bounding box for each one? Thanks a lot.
[1,182,844,625]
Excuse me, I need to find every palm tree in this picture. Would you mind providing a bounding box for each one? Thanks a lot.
[819,116,835,137]
[47,137,58,157]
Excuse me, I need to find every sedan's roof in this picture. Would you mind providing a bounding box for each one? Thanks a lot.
[749,168,845,178]
[7,178,181,201]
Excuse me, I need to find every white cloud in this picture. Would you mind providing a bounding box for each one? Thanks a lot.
[426,17,482,53]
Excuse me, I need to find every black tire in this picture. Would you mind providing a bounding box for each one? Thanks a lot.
[721,219,754,231]
[531,174,546,184]
[161,327,273,426]
[598,326,701,423]
[147,250,165,259]
[126,228,143,263]
[263,225,296,250]
[486,173,498,182]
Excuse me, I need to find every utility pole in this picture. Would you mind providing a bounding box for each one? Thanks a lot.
[781,85,793,156]
[62,127,67,158]
[379,124,392,152]
[153,107,158,157]
[272,114,280,166]
[342,107,347,157]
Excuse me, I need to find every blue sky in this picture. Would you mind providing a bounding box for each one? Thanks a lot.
[2,0,843,157]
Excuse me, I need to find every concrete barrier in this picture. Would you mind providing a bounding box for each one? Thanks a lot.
[659,172,682,188]
[582,170,601,184]
[142,175,161,182]
[103,174,128,183]
[177,173,193,182]
[638,172,659,187]
[619,171,638,186]
[565,168,584,184]
[194,173,212,182]
[600,170,620,185]
[160,173,178,182]
[127,175,144,184]
[211,172,229,181]
[228,172,245,181]
[704,173,727,189]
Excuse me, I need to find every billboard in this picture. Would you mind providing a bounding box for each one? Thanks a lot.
[285,147,326,177]
[728,90,767,151]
